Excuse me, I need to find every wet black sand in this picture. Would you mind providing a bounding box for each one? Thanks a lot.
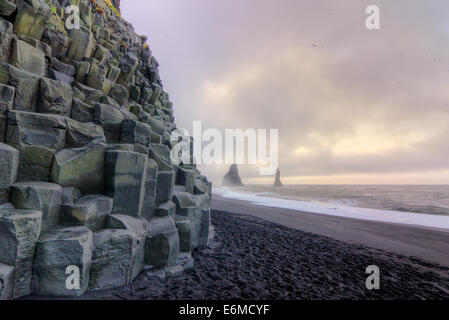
[76,210,449,300]
[211,195,449,267]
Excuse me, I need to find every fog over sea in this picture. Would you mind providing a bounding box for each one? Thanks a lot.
[214,185,449,230]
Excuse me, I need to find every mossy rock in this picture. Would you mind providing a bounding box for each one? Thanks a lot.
[14,1,51,40]
[0,0,17,16]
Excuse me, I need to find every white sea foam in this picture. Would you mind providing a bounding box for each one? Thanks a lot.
[214,187,449,230]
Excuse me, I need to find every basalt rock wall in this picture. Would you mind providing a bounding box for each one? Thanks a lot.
[0,0,213,299]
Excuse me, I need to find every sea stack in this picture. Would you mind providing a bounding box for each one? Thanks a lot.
[274,168,283,187]
[223,164,244,187]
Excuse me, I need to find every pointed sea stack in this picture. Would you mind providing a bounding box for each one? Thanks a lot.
[274,168,283,187]
[223,164,244,187]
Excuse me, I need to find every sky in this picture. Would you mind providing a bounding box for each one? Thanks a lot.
[121,0,449,185]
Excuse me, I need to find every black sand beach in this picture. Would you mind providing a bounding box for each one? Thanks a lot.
[212,195,449,267]
[62,207,449,300]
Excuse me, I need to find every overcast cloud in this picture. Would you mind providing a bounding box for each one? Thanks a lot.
[122,0,449,184]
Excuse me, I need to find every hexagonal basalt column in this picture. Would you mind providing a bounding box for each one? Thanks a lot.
[14,0,51,41]
[61,195,113,232]
[0,209,42,298]
[145,216,180,268]
[0,84,15,111]
[105,214,148,282]
[0,63,40,111]
[89,229,137,291]
[105,150,147,217]
[0,142,19,204]
[10,182,63,233]
[31,227,93,297]
[67,29,95,61]
[175,219,192,253]
[0,1,16,18]
[141,159,158,220]
[51,140,106,195]
[120,119,152,154]
[6,110,67,181]
[155,171,175,205]
[37,78,73,116]
[0,263,14,300]
[9,38,46,76]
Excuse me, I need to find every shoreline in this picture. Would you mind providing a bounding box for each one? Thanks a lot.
[213,187,449,231]
[212,194,449,267]
[27,208,449,300]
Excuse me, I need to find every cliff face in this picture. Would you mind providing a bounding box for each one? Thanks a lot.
[0,0,212,299]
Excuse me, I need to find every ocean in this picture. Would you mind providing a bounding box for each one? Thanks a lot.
[213,185,449,230]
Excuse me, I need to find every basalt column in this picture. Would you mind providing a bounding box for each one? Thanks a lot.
[0,0,213,299]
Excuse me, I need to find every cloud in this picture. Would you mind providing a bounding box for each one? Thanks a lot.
[122,0,449,184]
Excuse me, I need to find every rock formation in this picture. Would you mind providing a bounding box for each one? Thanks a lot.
[0,0,213,299]
[273,168,283,187]
[222,164,244,187]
